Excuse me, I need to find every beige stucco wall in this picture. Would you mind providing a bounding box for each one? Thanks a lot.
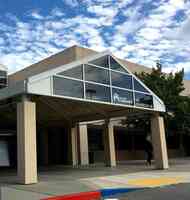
[7,45,153,85]
[8,46,97,85]
[181,80,190,96]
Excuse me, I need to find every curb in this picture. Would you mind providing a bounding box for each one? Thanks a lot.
[41,191,101,200]
[41,187,142,200]
[100,188,140,197]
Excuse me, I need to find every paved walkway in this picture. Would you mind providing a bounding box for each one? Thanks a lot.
[1,158,190,199]
[118,183,190,200]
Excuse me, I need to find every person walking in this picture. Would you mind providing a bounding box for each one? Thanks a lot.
[144,136,153,166]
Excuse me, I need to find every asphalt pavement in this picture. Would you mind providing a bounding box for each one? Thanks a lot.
[118,183,190,200]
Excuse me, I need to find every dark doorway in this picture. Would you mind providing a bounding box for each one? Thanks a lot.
[48,127,68,165]
[88,126,104,164]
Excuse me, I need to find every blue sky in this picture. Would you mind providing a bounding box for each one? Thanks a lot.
[0,0,190,79]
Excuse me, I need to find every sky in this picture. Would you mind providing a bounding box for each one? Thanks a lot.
[0,0,190,79]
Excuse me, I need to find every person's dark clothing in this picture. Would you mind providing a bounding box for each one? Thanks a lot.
[144,140,153,165]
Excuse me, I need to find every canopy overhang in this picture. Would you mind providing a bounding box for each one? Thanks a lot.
[0,82,157,128]
[0,51,165,125]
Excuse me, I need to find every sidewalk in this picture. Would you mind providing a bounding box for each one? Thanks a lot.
[1,158,190,200]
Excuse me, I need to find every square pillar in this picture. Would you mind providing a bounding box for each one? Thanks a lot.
[151,113,169,169]
[78,124,89,166]
[17,97,37,184]
[68,126,78,166]
[103,121,116,167]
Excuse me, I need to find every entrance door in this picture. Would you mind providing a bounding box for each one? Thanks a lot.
[48,127,68,165]
[88,127,104,164]
[0,140,10,166]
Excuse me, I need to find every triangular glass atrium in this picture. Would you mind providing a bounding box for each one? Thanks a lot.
[28,54,165,112]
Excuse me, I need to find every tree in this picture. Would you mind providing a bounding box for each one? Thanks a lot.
[137,63,184,111]
[136,63,190,154]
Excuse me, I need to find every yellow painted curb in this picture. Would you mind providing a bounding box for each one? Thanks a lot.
[128,177,183,187]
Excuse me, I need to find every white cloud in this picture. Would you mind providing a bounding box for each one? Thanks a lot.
[0,0,190,78]
[63,0,79,7]
[163,62,190,74]
[85,0,135,8]
[51,21,65,29]
[30,10,44,20]
[0,53,36,73]
[0,38,5,45]
[121,45,137,52]
[176,17,190,40]
[51,8,65,17]
[137,27,162,41]
[87,4,118,26]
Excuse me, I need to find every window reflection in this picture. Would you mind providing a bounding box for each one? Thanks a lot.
[85,83,111,102]
[58,65,83,80]
[111,71,132,89]
[135,92,153,108]
[0,70,7,77]
[112,88,133,105]
[0,78,7,85]
[85,64,110,85]
[110,56,127,73]
[89,56,109,68]
[0,70,7,89]
[51,55,157,110]
[53,76,84,98]
[134,78,149,93]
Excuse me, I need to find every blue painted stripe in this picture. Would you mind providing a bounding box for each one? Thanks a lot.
[100,188,140,197]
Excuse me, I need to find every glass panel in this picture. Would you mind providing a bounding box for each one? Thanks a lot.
[112,88,133,105]
[111,71,132,89]
[135,92,153,108]
[85,64,110,85]
[0,70,7,77]
[0,78,7,85]
[89,56,109,68]
[85,83,111,102]
[134,78,149,93]
[58,65,83,80]
[53,76,83,98]
[110,56,128,73]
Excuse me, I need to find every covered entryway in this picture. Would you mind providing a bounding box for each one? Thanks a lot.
[14,94,167,184]
[0,52,168,185]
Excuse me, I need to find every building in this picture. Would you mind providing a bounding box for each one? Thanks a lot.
[0,45,170,184]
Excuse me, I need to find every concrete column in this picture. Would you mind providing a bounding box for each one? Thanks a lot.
[68,126,78,166]
[78,124,89,166]
[103,121,116,167]
[151,113,169,169]
[17,97,37,184]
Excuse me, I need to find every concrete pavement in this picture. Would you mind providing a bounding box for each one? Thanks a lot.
[1,158,190,199]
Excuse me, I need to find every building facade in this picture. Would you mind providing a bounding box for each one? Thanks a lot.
[0,46,170,184]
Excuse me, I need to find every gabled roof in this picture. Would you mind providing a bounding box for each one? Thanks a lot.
[8,45,151,85]
[7,45,190,97]
[0,47,166,114]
